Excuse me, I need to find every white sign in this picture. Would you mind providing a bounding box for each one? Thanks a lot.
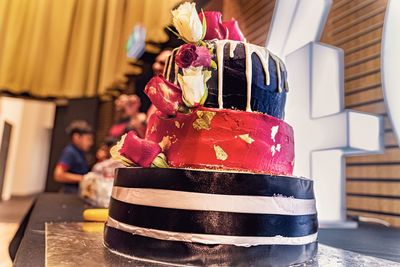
[382,0,400,147]
[266,0,384,227]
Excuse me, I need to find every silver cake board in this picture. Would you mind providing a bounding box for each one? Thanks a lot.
[45,222,398,267]
[319,220,358,229]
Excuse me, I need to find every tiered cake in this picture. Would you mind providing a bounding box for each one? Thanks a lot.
[104,3,317,266]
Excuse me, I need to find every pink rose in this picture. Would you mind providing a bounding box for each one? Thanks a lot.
[198,12,245,41]
[223,19,245,41]
[119,131,161,167]
[193,46,211,68]
[199,11,227,40]
[176,44,198,68]
[144,75,183,116]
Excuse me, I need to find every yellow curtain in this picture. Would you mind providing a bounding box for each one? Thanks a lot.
[0,0,181,98]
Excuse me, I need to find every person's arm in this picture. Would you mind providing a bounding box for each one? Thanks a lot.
[54,147,84,183]
[53,164,83,183]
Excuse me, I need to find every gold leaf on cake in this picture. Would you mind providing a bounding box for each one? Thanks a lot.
[238,134,255,144]
[149,124,157,134]
[159,136,172,151]
[213,145,228,161]
[192,110,216,130]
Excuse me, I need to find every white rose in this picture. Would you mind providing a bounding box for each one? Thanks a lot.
[178,66,211,107]
[172,2,203,43]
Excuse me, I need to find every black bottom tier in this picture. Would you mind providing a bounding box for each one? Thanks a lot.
[104,226,317,267]
[104,168,318,266]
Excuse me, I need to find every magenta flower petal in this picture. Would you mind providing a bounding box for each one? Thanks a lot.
[199,11,227,40]
[192,46,212,67]
[223,19,245,41]
[119,131,161,167]
[144,75,183,116]
[176,44,198,68]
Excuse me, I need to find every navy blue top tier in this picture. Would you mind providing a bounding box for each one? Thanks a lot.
[164,40,288,119]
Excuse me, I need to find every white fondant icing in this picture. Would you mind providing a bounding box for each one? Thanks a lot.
[215,40,281,111]
[111,187,317,215]
[280,59,288,91]
[244,43,253,111]
[252,47,271,86]
[229,41,239,58]
[165,51,173,80]
[107,217,318,247]
[216,40,230,109]
[163,54,170,77]
[271,54,282,92]
[163,48,179,84]
[174,55,179,85]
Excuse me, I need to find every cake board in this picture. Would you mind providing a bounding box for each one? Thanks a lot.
[45,222,398,266]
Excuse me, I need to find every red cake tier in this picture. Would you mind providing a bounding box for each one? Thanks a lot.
[146,107,294,175]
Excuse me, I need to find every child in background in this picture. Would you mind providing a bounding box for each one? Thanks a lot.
[54,120,94,193]
[95,137,118,163]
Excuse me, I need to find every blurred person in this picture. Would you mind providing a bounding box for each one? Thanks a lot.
[109,94,147,138]
[145,49,174,120]
[95,137,118,163]
[152,49,172,75]
[91,137,121,178]
[54,120,94,193]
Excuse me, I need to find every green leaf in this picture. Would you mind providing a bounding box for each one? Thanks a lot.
[198,40,206,47]
[166,26,180,38]
[151,153,169,168]
[199,85,208,105]
[210,60,217,69]
[200,9,207,41]
[109,134,134,166]
[166,25,192,44]
[199,70,211,105]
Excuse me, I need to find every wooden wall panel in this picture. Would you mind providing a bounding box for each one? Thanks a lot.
[347,197,400,215]
[347,181,400,196]
[321,0,400,226]
[223,0,276,46]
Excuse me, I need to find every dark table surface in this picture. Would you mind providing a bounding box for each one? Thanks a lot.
[12,193,400,266]
[13,193,86,267]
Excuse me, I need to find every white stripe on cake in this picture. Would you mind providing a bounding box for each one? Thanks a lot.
[106,216,318,247]
[111,186,316,215]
